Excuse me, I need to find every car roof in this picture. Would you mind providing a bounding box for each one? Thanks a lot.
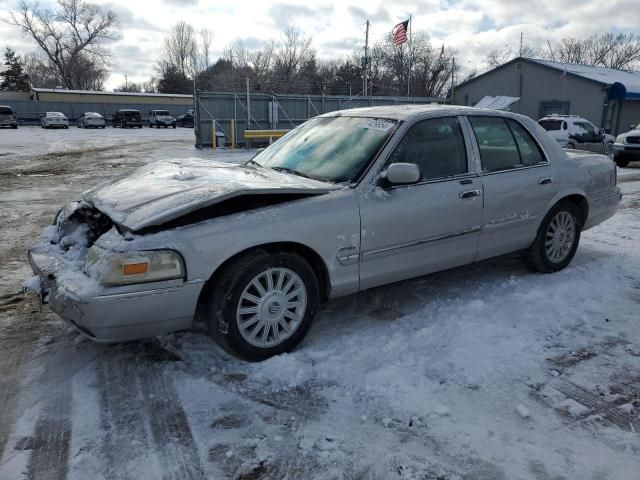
[318,104,524,122]
[117,109,140,112]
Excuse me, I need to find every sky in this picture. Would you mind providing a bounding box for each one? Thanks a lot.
[1,0,640,91]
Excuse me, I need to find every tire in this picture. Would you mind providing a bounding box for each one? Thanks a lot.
[566,142,576,150]
[614,156,630,168]
[12,125,17,129]
[173,124,176,129]
[605,142,613,157]
[524,201,582,273]
[204,250,319,361]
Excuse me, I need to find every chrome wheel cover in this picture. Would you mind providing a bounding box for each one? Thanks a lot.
[545,211,576,263]
[236,268,307,348]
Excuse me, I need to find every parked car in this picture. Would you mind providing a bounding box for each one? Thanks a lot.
[28,106,621,360]
[41,112,69,129]
[77,112,106,129]
[538,114,614,155]
[0,105,18,129]
[612,123,640,167]
[149,109,176,128]
[177,112,194,128]
[113,109,143,128]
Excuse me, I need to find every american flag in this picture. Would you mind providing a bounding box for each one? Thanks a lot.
[391,20,409,46]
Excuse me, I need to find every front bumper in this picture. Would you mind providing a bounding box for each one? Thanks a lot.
[612,143,640,159]
[28,250,203,342]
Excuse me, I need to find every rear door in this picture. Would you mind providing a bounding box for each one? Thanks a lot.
[358,116,484,290]
[466,116,559,260]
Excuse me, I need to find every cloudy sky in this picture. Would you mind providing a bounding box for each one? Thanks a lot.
[1,0,639,90]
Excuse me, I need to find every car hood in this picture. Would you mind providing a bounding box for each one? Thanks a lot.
[622,129,640,138]
[83,158,339,231]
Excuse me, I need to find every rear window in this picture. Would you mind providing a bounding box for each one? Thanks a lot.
[538,119,563,131]
[0,106,13,114]
[122,111,140,118]
[154,110,170,116]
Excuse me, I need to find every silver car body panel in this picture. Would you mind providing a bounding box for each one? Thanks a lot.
[28,105,622,342]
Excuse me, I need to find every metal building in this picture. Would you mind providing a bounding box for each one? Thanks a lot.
[453,57,640,135]
[0,88,193,124]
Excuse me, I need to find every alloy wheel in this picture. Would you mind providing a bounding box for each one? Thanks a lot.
[236,268,307,348]
[545,211,576,263]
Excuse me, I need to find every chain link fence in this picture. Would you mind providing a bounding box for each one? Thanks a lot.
[195,77,444,148]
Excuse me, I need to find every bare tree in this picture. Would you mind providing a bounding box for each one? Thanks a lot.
[6,0,119,90]
[271,27,313,89]
[547,33,640,70]
[199,28,213,70]
[161,20,198,77]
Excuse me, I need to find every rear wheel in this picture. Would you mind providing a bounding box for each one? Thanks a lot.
[204,250,319,361]
[524,201,581,273]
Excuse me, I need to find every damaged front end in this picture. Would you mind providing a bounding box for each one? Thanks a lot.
[26,201,199,342]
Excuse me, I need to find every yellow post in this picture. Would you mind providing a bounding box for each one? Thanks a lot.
[230,119,235,149]
[211,120,216,150]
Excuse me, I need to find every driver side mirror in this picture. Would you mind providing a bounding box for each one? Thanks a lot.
[380,163,421,187]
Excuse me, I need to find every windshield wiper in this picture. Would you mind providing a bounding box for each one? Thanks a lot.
[270,166,314,180]
[245,158,262,167]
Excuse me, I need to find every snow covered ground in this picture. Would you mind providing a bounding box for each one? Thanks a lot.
[1,127,639,479]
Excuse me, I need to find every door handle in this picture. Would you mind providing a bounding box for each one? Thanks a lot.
[538,177,552,185]
[459,189,482,199]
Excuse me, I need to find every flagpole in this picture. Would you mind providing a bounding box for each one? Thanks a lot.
[407,14,412,96]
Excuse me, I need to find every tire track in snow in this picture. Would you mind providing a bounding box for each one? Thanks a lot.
[140,367,206,480]
[97,356,206,480]
[25,366,72,480]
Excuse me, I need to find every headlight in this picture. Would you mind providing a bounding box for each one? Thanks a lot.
[85,247,185,286]
[615,135,625,144]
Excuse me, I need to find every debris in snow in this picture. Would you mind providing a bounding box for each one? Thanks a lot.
[434,404,450,416]
[298,437,315,451]
[382,417,392,427]
[559,399,589,417]
[550,369,561,377]
[22,275,42,294]
[516,404,530,419]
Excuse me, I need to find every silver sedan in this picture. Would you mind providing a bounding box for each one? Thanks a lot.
[28,106,622,360]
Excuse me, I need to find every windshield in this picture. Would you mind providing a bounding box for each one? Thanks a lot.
[539,119,563,131]
[154,110,170,116]
[85,112,102,118]
[250,116,397,183]
[48,112,64,117]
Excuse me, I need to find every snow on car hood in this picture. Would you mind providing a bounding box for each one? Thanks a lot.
[83,158,338,231]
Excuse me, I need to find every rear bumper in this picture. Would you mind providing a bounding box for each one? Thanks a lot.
[0,119,17,126]
[28,250,203,342]
[583,188,622,230]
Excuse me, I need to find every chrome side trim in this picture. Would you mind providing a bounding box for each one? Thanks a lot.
[361,227,481,261]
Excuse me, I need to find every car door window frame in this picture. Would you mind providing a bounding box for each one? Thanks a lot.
[465,115,550,176]
[376,115,478,189]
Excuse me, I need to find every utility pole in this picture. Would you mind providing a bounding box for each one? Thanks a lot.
[124,74,128,90]
[245,77,251,148]
[450,57,455,104]
[363,20,369,97]
[520,32,523,57]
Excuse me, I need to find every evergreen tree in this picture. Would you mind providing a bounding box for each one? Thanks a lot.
[1,48,30,91]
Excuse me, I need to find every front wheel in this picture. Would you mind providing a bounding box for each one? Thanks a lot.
[205,250,319,361]
[524,201,581,273]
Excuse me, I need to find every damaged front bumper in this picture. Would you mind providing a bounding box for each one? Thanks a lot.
[28,250,203,342]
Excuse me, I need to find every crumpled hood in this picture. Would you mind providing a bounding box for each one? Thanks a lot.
[83,158,338,231]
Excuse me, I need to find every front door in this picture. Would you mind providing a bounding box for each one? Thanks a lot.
[358,116,484,290]
[466,116,559,260]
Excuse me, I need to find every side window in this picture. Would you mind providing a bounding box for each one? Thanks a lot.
[468,117,522,172]
[507,120,546,166]
[388,116,468,181]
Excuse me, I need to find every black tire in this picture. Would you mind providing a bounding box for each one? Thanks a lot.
[204,250,319,361]
[524,201,582,273]
[614,156,630,168]
[12,125,17,129]
[173,124,176,129]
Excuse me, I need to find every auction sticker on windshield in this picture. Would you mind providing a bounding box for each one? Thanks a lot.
[358,119,395,131]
